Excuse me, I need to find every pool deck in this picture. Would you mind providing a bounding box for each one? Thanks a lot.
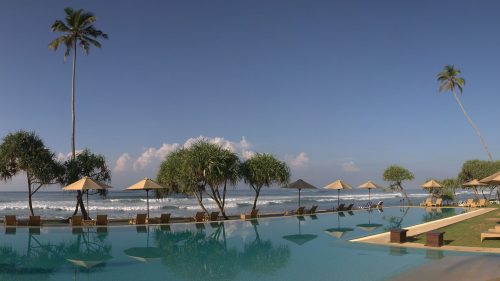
[351,207,500,254]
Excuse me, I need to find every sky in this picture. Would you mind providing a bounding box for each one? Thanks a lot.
[1,0,500,191]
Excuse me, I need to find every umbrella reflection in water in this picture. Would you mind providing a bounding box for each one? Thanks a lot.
[282,216,318,245]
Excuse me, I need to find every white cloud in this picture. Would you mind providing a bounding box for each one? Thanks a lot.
[113,153,131,173]
[133,143,180,171]
[129,136,255,171]
[342,160,360,172]
[56,150,82,162]
[285,152,310,169]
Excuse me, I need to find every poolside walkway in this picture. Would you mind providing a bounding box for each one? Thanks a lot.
[351,207,500,254]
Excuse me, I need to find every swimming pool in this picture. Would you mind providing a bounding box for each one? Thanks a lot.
[0,207,495,281]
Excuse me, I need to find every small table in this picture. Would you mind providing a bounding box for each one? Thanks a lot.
[425,231,445,247]
[390,229,408,243]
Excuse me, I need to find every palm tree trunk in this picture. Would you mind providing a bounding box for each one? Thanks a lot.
[252,187,261,210]
[27,174,34,216]
[71,41,76,160]
[452,90,493,161]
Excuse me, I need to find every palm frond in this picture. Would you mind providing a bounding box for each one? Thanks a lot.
[81,36,102,48]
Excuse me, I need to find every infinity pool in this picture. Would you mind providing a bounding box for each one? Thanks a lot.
[0,207,495,281]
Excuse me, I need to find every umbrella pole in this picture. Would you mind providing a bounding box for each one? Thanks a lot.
[298,189,301,208]
[337,190,340,211]
[146,190,150,220]
[86,190,89,219]
[369,189,371,208]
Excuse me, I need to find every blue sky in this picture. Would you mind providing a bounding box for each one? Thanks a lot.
[1,0,500,190]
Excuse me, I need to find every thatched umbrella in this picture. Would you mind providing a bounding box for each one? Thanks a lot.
[463,179,487,199]
[421,179,442,189]
[324,180,352,211]
[358,180,384,206]
[125,177,167,220]
[63,177,111,218]
[480,171,500,185]
[421,179,442,198]
[282,179,317,207]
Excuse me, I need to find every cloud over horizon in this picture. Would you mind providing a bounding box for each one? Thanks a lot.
[285,152,310,169]
[341,160,361,172]
[113,136,256,173]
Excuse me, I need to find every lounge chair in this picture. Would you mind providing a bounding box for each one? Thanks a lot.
[305,205,318,214]
[160,213,171,224]
[4,215,17,226]
[464,198,475,207]
[374,201,383,209]
[481,231,500,242]
[193,212,206,222]
[96,215,108,226]
[240,209,259,220]
[129,214,147,225]
[71,215,83,226]
[209,211,219,221]
[286,206,305,216]
[420,198,433,207]
[345,203,354,211]
[472,199,487,208]
[28,216,41,226]
[336,204,345,212]
[430,198,443,207]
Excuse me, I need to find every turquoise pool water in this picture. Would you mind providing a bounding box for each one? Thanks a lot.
[0,207,496,281]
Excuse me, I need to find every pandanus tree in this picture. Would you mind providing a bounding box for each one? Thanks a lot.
[49,7,108,214]
[240,153,290,210]
[437,65,493,161]
[0,131,63,215]
[59,149,111,219]
[156,140,239,219]
[383,165,414,205]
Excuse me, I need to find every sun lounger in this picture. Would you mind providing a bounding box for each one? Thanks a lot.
[28,216,41,226]
[430,198,442,207]
[96,215,108,226]
[305,205,318,214]
[336,204,346,212]
[481,231,500,242]
[471,198,487,208]
[129,214,147,225]
[160,213,171,224]
[464,198,475,208]
[420,198,433,207]
[345,203,354,211]
[209,211,219,221]
[193,212,206,222]
[286,206,305,216]
[4,215,17,226]
[240,209,259,220]
[71,215,83,226]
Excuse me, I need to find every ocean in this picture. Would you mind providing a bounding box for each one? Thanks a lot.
[0,188,476,219]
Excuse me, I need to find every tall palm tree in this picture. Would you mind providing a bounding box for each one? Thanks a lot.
[49,8,107,217]
[437,65,493,161]
[49,7,108,160]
